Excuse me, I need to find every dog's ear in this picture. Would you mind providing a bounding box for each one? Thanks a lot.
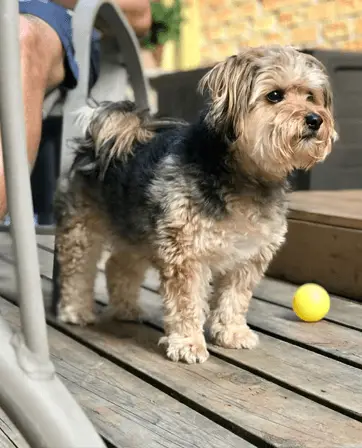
[323,85,339,142]
[303,53,338,142]
[322,81,333,112]
[304,53,334,111]
[198,48,260,138]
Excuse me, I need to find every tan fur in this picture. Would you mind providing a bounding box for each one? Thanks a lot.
[149,167,286,360]
[199,47,263,137]
[104,245,150,322]
[55,196,106,325]
[56,45,336,364]
[77,104,154,178]
[199,45,336,181]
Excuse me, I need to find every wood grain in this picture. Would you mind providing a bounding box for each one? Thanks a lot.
[139,259,362,369]
[0,410,28,448]
[209,331,362,420]
[10,236,362,369]
[267,218,362,299]
[255,277,362,331]
[135,290,362,421]
[7,235,362,441]
[2,239,362,446]
[8,235,362,368]
[138,273,362,369]
[0,296,247,448]
[287,190,362,230]
[45,312,362,448]
[248,298,362,367]
[35,234,54,250]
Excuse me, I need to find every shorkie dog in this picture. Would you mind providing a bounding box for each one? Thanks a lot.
[54,45,337,364]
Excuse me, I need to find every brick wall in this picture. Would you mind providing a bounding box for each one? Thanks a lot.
[199,0,362,65]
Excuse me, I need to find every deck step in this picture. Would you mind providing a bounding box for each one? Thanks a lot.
[267,189,362,300]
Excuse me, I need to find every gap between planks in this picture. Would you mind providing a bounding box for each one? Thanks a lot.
[0,410,28,448]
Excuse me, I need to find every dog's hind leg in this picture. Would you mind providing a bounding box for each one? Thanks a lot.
[55,202,104,326]
[103,244,149,322]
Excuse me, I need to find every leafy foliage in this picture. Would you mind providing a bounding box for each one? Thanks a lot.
[141,0,183,50]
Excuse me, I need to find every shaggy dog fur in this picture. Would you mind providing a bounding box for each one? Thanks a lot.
[54,45,337,364]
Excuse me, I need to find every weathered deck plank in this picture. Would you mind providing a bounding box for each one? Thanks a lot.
[27,241,362,369]
[254,277,362,331]
[0,296,249,448]
[5,237,362,414]
[3,233,362,447]
[43,314,362,448]
[267,190,362,300]
[2,250,362,446]
[142,269,362,332]
[140,268,362,368]
[136,292,362,421]
[0,410,28,448]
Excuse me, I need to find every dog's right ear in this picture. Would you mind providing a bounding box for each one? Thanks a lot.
[198,48,260,138]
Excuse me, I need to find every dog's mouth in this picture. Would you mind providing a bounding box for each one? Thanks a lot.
[301,129,317,141]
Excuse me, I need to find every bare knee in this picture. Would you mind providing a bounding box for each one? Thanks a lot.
[19,15,65,90]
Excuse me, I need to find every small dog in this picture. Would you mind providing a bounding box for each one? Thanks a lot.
[54,45,337,364]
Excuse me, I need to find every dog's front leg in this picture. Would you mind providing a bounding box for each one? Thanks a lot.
[158,261,210,364]
[209,247,274,350]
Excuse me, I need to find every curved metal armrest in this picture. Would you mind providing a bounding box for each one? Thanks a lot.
[72,0,150,111]
[58,0,150,176]
[0,1,105,446]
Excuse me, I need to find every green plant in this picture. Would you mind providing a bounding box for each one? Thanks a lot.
[141,0,183,50]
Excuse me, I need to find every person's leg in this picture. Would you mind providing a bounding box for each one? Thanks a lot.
[0,14,65,218]
[0,0,101,220]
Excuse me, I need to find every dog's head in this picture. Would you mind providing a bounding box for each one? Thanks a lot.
[199,45,337,178]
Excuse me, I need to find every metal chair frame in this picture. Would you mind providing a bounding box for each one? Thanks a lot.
[0,0,149,446]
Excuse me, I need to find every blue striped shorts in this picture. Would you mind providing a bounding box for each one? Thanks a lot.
[19,0,101,90]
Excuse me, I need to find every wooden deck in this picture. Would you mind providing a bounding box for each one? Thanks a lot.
[268,190,362,299]
[1,230,362,447]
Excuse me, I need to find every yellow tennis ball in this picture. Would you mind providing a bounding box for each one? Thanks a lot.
[292,283,330,322]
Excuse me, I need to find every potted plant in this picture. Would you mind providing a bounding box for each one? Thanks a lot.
[141,0,183,67]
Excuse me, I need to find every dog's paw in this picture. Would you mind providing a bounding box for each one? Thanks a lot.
[57,304,96,326]
[159,334,209,364]
[212,325,259,349]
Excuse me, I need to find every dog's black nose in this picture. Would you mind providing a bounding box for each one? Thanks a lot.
[305,113,323,130]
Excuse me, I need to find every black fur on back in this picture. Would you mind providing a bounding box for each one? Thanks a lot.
[68,100,288,243]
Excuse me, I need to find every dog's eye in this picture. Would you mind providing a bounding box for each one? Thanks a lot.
[307,92,314,102]
[266,90,284,103]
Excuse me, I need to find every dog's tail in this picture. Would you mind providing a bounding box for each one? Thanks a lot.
[71,100,188,180]
[71,100,154,179]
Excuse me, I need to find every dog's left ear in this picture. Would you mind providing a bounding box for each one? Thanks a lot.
[198,48,260,138]
[323,82,334,112]
[303,53,338,142]
[304,53,334,111]
[321,77,339,142]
